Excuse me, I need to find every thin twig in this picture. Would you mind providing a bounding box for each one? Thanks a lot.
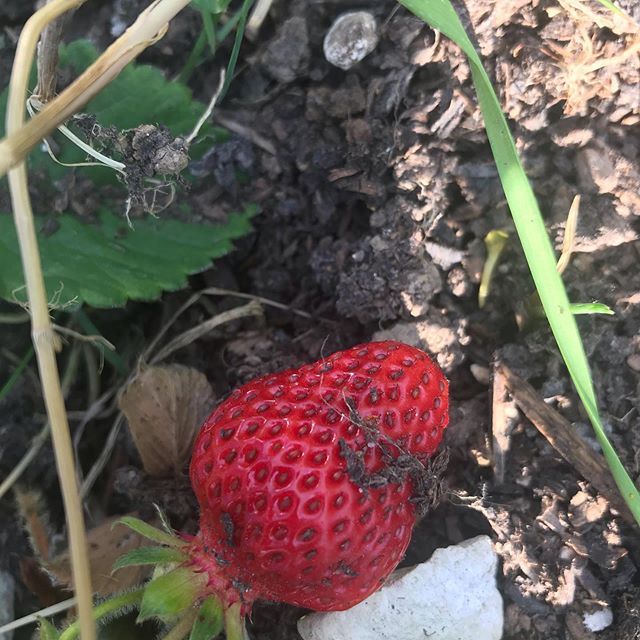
[246,0,274,40]
[0,342,81,501]
[53,324,116,352]
[35,3,69,103]
[150,301,263,364]
[73,388,119,486]
[499,363,636,526]
[80,414,124,499]
[0,311,31,324]
[0,424,49,501]
[213,112,276,154]
[142,286,322,363]
[0,597,77,636]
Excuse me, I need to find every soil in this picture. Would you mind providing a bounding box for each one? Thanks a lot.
[1,1,640,639]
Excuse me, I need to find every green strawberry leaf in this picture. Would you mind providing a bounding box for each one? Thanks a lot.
[138,567,206,622]
[112,546,188,571]
[0,40,251,309]
[0,206,257,308]
[115,516,186,548]
[189,596,224,640]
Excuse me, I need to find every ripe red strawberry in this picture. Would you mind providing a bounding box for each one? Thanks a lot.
[188,340,449,617]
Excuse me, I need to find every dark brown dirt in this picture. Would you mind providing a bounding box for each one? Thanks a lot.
[1,1,640,639]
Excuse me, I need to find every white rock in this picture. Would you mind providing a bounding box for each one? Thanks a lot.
[584,608,613,632]
[298,536,503,640]
[323,12,379,71]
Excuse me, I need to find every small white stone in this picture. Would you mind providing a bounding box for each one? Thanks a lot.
[298,536,503,640]
[583,608,613,632]
[323,12,379,71]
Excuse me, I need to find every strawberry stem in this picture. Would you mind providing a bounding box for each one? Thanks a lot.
[58,587,145,640]
[159,609,198,640]
[224,602,248,640]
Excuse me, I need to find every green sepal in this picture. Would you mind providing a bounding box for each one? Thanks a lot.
[37,618,61,640]
[137,567,207,623]
[189,596,224,640]
[223,602,247,640]
[115,516,185,548]
[112,546,188,572]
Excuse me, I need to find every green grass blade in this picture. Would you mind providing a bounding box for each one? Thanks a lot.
[0,347,34,403]
[399,0,640,523]
[199,7,218,53]
[221,0,254,98]
[570,303,615,316]
[594,0,631,18]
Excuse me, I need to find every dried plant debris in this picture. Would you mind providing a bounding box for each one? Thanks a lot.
[119,365,215,477]
[73,116,190,214]
[15,490,145,596]
[45,515,147,596]
[552,195,637,254]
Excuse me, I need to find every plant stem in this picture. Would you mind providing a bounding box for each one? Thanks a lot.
[200,7,218,53]
[178,3,244,85]
[224,602,248,640]
[160,609,199,640]
[221,0,253,99]
[73,307,127,374]
[178,29,208,83]
[0,311,31,323]
[6,3,95,637]
[0,597,77,636]
[0,0,193,177]
[0,341,81,500]
[35,4,69,103]
[59,587,146,640]
[0,346,34,403]
[217,4,245,41]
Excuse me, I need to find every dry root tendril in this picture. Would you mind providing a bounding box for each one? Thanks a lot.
[338,398,449,517]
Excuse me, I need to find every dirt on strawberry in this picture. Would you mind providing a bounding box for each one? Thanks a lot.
[1,0,640,639]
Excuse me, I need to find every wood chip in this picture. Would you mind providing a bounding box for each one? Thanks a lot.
[498,363,635,526]
[491,363,519,484]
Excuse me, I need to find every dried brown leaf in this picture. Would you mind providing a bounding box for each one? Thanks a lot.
[15,492,147,597]
[47,515,147,595]
[119,365,215,477]
[15,488,52,562]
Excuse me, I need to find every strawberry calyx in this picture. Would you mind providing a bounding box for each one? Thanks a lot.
[186,533,256,615]
[110,516,249,640]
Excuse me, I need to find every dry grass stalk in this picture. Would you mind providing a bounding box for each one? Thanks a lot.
[3,1,194,638]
